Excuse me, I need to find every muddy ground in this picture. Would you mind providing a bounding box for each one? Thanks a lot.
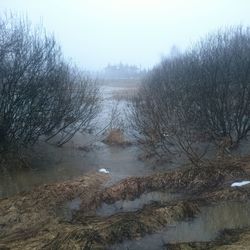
[0,156,250,249]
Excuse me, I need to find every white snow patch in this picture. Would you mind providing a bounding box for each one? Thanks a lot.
[98,168,110,174]
[231,181,250,187]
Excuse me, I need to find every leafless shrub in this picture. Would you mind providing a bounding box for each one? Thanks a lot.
[192,27,250,146]
[0,15,100,165]
[131,26,250,164]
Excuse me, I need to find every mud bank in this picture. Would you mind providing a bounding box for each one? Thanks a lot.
[0,156,250,249]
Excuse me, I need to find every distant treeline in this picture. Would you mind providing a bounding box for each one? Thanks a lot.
[101,63,147,79]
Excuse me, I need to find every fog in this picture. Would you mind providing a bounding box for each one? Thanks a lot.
[1,0,250,70]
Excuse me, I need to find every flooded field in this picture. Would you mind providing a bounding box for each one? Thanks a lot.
[1,155,250,249]
[0,80,250,250]
[96,191,182,217]
[0,80,152,198]
[0,141,155,198]
[1,5,250,250]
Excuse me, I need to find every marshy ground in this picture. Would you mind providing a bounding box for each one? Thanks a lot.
[0,80,250,250]
[1,156,250,249]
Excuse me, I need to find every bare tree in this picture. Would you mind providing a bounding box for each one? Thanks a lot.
[0,15,100,163]
[192,27,250,145]
[131,26,250,164]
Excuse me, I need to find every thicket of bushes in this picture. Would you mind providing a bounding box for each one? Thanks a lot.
[131,27,250,163]
[0,15,100,165]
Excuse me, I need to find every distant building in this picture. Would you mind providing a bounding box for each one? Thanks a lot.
[103,63,146,79]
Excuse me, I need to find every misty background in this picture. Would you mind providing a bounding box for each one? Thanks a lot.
[1,0,250,71]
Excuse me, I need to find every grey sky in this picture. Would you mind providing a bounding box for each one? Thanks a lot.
[1,0,250,70]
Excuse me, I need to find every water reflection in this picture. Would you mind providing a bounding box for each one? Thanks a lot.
[0,84,152,198]
[0,141,154,198]
[97,191,181,217]
[110,201,250,249]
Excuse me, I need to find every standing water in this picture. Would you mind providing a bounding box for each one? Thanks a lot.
[0,80,159,198]
[110,201,250,249]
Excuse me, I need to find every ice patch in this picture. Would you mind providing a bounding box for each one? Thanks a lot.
[231,181,250,187]
[99,168,110,174]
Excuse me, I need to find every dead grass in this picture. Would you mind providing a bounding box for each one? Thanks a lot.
[100,157,247,205]
[42,201,199,250]
[0,155,250,249]
[0,172,109,244]
[0,200,199,249]
[102,129,131,146]
[201,185,250,202]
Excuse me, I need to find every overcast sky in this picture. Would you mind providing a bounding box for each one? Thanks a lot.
[0,0,250,70]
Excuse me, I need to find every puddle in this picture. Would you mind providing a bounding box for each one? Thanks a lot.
[110,201,250,249]
[56,191,181,220]
[96,191,181,217]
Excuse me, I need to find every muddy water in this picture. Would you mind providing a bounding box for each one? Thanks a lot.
[0,133,157,198]
[96,191,182,217]
[110,201,250,250]
[0,82,160,198]
[1,82,250,250]
[55,190,182,222]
